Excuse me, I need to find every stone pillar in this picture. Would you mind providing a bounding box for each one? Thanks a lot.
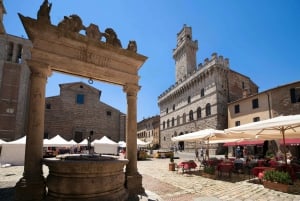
[15,61,50,201]
[123,83,144,198]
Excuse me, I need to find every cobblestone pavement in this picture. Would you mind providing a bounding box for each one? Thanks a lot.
[138,156,300,201]
[1,153,300,201]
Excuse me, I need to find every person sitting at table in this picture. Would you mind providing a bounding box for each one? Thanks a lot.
[234,156,244,173]
[268,157,278,167]
[223,155,231,163]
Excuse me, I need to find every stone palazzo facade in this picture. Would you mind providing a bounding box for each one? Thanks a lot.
[137,115,160,148]
[158,25,258,150]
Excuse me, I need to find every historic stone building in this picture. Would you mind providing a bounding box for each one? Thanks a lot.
[228,81,300,127]
[45,82,126,142]
[158,25,258,150]
[0,1,32,141]
[137,115,160,148]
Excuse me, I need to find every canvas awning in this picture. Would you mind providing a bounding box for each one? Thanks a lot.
[43,135,74,147]
[223,139,265,146]
[225,115,300,165]
[279,138,300,146]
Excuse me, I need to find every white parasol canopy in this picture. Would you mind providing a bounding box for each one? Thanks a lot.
[137,139,150,147]
[171,128,228,142]
[118,141,126,148]
[43,135,73,147]
[0,139,7,144]
[79,139,88,146]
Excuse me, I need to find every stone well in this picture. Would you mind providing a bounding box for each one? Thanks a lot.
[43,155,128,201]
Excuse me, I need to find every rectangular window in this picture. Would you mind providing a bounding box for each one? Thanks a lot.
[106,111,112,116]
[46,103,51,109]
[290,87,300,103]
[234,104,240,114]
[201,88,205,97]
[76,94,84,104]
[252,98,259,109]
[253,117,260,122]
[235,121,240,126]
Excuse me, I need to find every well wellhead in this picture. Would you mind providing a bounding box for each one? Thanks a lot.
[43,155,128,201]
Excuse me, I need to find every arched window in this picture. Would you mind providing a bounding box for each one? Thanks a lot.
[167,119,170,128]
[197,107,201,119]
[189,110,194,121]
[182,113,186,123]
[187,96,191,104]
[163,121,165,129]
[177,115,180,125]
[173,104,176,111]
[206,103,211,116]
[172,117,175,127]
[166,108,169,114]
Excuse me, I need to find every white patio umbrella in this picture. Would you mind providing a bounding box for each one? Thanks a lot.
[43,135,73,147]
[225,114,300,165]
[171,128,238,158]
[171,128,226,142]
[118,141,126,148]
[137,139,150,147]
[79,139,88,146]
[0,139,7,144]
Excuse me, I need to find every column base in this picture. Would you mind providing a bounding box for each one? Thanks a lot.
[15,176,46,201]
[125,172,145,200]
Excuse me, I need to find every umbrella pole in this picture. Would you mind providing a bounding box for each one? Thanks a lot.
[282,128,288,166]
[207,138,209,160]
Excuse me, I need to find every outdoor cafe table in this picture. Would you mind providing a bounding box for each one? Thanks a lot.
[178,160,197,173]
[217,162,234,177]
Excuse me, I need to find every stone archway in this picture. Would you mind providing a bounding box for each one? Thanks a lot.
[15,1,147,200]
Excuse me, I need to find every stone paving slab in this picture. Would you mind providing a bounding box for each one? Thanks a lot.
[138,156,300,201]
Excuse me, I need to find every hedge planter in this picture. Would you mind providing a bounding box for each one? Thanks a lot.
[201,172,217,179]
[263,180,290,193]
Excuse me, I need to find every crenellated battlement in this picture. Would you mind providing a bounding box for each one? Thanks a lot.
[198,52,229,70]
[158,52,229,100]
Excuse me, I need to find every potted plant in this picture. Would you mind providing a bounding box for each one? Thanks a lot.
[262,170,292,193]
[169,156,175,171]
[201,165,216,179]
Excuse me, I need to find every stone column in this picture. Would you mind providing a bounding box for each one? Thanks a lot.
[15,61,50,201]
[123,83,144,198]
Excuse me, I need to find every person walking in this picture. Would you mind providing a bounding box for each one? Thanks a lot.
[195,148,199,161]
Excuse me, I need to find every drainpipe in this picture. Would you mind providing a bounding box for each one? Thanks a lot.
[267,93,272,118]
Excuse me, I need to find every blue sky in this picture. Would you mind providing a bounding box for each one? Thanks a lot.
[3,0,300,121]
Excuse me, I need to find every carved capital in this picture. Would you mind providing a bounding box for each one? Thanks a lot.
[27,60,51,79]
[123,84,140,96]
